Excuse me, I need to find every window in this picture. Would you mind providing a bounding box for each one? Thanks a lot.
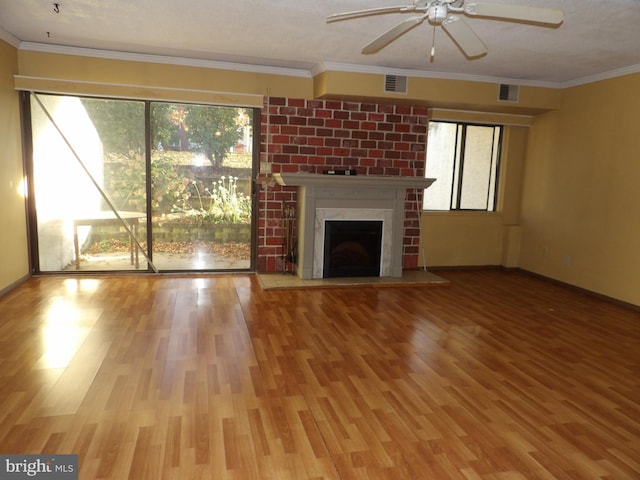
[423,121,502,211]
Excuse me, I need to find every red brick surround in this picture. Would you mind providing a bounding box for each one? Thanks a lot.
[257,97,427,273]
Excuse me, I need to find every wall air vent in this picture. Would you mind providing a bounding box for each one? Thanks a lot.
[498,84,519,102]
[384,74,408,94]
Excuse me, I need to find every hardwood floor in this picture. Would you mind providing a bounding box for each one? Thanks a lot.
[0,270,638,479]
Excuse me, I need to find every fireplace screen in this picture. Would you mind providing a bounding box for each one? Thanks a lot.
[323,220,383,278]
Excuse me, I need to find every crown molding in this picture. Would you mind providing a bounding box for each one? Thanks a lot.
[18,42,313,78]
[559,63,640,88]
[314,62,640,89]
[312,62,565,88]
[16,42,640,90]
[0,26,20,48]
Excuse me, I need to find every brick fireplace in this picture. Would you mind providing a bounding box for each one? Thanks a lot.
[257,97,429,274]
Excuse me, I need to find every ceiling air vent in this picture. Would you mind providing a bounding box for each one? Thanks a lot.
[384,74,407,94]
[498,83,519,102]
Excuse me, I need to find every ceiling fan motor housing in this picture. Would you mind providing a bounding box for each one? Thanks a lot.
[428,4,449,24]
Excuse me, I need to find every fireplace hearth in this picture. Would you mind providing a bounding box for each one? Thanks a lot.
[323,220,383,278]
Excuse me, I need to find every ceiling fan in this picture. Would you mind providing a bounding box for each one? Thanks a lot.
[326,0,564,60]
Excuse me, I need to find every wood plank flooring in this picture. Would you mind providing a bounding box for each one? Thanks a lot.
[0,270,638,479]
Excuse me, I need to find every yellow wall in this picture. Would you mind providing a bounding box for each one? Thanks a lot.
[519,73,640,305]
[420,125,529,268]
[420,212,505,266]
[18,51,562,113]
[6,47,640,306]
[316,70,562,115]
[17,51,314,102]
[0,40,29,292]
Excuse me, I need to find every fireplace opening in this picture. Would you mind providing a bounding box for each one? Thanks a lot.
[323,220,383,278]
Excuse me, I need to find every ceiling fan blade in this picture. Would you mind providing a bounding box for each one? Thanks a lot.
[361,15,427,54]
[327,5,414,23]
[441,16,487,58]
[464,3,564,25]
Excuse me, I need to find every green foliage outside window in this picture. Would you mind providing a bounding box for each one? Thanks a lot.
[82,98,251,223]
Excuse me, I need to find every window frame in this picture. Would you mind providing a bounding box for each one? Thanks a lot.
[423,120,503,212]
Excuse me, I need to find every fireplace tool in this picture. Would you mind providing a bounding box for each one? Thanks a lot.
[283,205,297,268]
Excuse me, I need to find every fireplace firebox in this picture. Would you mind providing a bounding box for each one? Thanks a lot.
[323,220,383,278]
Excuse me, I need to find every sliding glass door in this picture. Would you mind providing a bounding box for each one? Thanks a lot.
[26,93,255,273]
[149,102,253,270]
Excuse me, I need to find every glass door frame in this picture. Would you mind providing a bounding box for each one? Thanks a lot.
[21,91,259,274]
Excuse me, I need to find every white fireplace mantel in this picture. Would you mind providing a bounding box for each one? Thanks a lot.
[272,173,436,279]
[273,172,436,190]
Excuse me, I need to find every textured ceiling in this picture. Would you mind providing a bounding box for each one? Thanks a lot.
[1,0,639,86]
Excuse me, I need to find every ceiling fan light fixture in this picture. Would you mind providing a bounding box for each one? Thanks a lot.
[428,5,449,24]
